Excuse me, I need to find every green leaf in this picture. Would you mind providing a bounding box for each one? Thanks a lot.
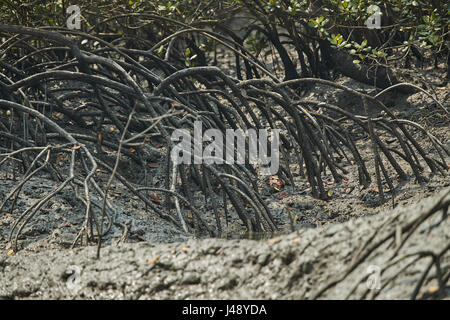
[157,45,165,56]
[308,19,318,27]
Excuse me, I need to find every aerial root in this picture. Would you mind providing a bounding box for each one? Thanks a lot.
[0,26,448,254]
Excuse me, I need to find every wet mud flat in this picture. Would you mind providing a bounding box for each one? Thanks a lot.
[0,187,448,299]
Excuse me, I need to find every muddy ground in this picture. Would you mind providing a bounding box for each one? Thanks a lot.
[0,187,448,299]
